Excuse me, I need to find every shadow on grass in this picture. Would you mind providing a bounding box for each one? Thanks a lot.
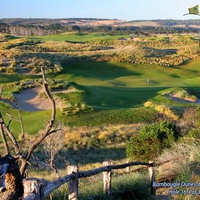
[64,147,126,166]
[32,147,126,171]
[62,62,141,80]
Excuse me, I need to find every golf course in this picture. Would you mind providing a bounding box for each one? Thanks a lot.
[1,30,200,199]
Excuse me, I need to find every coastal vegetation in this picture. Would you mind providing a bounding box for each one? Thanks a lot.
[1,22,200,199]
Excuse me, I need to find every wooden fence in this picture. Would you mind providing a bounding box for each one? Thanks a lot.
[23,160,157,200]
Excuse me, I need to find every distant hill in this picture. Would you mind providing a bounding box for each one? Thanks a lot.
[1,18,200,36]
[0,18,200,28]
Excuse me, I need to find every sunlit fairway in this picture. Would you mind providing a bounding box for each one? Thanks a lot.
[28,32,130,42]
[54,60,200,109]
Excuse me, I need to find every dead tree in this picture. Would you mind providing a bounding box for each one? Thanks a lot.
[0,67,60,199]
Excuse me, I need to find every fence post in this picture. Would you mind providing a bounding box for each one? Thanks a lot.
[23,178,42,199]
[68,165,79,200]
[103,161,112,197]
[126,160,130,172]
[148,161,156,197]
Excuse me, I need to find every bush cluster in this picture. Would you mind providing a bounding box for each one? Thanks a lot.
[144,101,179,120]
[126,120,181,162]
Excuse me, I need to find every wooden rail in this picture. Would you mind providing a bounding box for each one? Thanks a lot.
[78,161,151,178]
[23,156,185,200]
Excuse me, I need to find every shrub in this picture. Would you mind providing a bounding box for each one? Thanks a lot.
[126,121,180,162]
[144,101,179,120]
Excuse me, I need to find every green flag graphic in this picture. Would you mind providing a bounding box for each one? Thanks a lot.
[188,4,199,15]
[184,4,199,16]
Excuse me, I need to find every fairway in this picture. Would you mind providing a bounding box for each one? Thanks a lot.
[60,61,200,87]
[53,60,200,109]
[28,32,130,42]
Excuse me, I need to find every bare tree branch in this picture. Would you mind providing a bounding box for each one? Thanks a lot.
[0,112,20,155]
[42,129,65,178]
[48,151,60,178]
[6,103,26,149]
[14,103,25,142]
[20,67,56,176]
[0,117,10,155]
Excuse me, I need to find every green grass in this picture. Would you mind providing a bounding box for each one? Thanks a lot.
[0,74,39,84]
[0,104,62,140]
[63,108,157,126]
[1,58,200,133]
[59,61,200,86]
[0,59,198,132]
[0,74,22,84]
[54,61,200,109]
[79,172,150,200]
[47,171,150,200]
[28,32,130,42]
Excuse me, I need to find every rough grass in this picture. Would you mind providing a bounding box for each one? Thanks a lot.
[42,171,150,200]
[63,107,157,126]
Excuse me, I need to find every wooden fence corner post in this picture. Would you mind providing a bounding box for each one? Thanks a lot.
[23,178,46,200]
[68,165,79,200]
[148,161,156,197]
[103,161,112,198]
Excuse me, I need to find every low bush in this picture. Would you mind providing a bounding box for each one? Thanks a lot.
[126,120,181,162]
[144,101,179,120]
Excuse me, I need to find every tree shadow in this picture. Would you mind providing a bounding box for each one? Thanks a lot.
[32,147,126,170]
[62,61,141,81]
[64,147,126,166]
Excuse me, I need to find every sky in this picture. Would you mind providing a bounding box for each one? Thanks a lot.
[1,0,200,20]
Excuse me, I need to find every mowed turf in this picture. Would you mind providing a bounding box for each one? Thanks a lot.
[55,60,200,108]
[28,32,130,42]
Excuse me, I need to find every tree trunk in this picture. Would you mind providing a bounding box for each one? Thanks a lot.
[0,169,23,200]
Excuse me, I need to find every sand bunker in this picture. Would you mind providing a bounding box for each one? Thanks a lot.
[13,87,71,111]
[14,87,52,111]
[167,94,200,104]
